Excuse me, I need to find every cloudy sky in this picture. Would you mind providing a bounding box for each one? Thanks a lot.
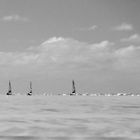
[0,0,140,94]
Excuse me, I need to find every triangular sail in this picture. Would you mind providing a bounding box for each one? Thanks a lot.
[72,80,76,93]
[30,82,32,93]
[27,81,32,96]
[9,81,11,92]
[7,81,12,95]
[71,80,76,95]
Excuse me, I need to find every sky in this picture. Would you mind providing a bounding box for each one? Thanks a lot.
[0,0,140,94]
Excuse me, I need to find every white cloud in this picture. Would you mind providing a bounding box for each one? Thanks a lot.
[121,34,140,43]
[0,52,38,66]
[114,45,140,71]
[41,37,65,45]
[90,40,114,49]
[113,23,133,31]
[38,38,140,72]
[1,37,140,75]
[1,15,29,22]
[78,25,98,31]
[0,37,114,71]
[88,25,98,30]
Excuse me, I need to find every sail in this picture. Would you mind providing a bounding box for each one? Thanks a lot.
[72,80,76,94]
[27,81,32,95]
[30,81,32,93]
[9,81,12,92]
[7,81,12,95]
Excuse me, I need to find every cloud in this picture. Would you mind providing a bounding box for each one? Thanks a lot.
[121,34,140,43]
[88,25,98,30]
[113,23,133,31]
[90,40,114,48]
[38,38,115,70]
[0,37,114,71]
[0,52,38,66]
[41,37,65,45]
[114,45,140,71]
[78,25,98,31]
[1,37,140,77]
[1,15,29,22]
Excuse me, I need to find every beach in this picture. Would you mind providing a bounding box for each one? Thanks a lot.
[0,95,139,140]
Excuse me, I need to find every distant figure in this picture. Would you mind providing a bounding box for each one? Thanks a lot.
[70,80,76,96]
[27,81,32,96]
[6,81,12,95]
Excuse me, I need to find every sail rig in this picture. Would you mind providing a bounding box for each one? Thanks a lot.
[27,81,32,96]
[70,80,76,95]
[6,81,12,95]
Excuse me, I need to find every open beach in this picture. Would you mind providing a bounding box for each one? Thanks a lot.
[0,95,139,140]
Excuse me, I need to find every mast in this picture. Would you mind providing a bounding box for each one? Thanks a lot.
[7,81,12,95]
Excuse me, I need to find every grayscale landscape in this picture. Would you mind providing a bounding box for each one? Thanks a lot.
[0,0,140,139]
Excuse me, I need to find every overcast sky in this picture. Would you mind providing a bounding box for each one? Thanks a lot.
[0,0,140,94]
